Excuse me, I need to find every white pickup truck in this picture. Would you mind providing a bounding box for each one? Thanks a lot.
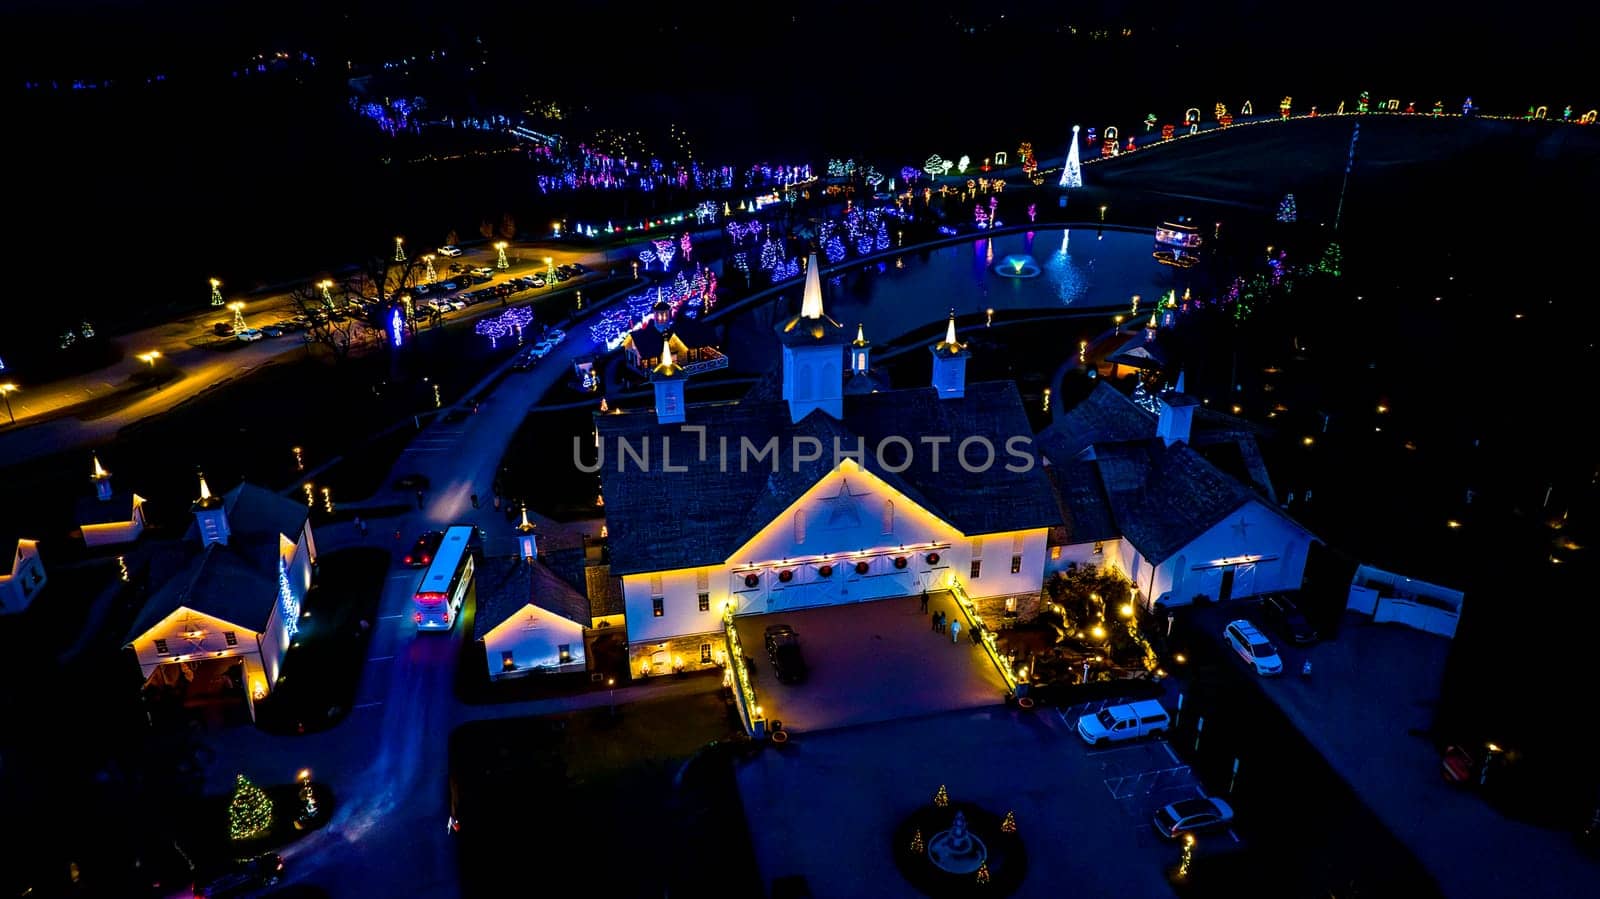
[1076,699,1170,746]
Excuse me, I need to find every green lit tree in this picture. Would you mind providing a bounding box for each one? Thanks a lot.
[1316,241,1344,277]
[229,774,273,841]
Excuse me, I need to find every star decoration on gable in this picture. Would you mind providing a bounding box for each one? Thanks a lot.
[176,611,208,648]
[818,481,864,528]
[521,609,544,631]
[1230,515,1252,542]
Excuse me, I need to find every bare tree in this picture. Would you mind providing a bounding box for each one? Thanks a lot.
[444,228,459,247]
[478,220,495,241]
[287,241,426,362]
[499,212,516,240]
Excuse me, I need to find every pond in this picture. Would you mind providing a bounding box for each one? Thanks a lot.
[720,227,1209,373]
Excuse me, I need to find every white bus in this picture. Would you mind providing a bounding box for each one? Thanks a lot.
[414,525,476,631]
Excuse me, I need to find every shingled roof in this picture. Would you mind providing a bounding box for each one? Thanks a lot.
[125,482,310,643]
[473,555,593,640]
[1035,380,1156,461]
[1094,441,1255,564]
[596,380,1058,576]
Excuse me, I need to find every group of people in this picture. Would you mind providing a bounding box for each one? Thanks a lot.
[921,589,978,645]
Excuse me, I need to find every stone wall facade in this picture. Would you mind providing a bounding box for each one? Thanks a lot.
[971,590,1044,629]
[628,630,725,677]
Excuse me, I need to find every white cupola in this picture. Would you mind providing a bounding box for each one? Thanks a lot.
[928,309,970,400]
[193,472,230,547]
[652,340,687,425]
[91,454,113,501]
[775,252,848,422]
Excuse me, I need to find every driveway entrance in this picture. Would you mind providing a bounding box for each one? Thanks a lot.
[734,591,1006,734]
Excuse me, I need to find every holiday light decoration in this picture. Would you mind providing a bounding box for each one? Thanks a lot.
[278,557,300,638]
[494,241,509,270]
[229,775,273,841]
[1001,810,1017,833]
[1028,203,1037,222]
[390,307,404,347]
[394,236,406,262]
[934,785,949,807]
[909,829,925,854]
[976,863,990,885]
[957,154,970,174]
[209,278,224,306]
[653,238,677,270]
[1018,142,1037,177]
[1161,123,1175,140]
[923,154,945,180]
[1280,96,1292,118]
[1276,193,1298,223]
[1059,125,1082,188]
[759,238,782,271]
[680,232,692,262]
[474,306,534,347]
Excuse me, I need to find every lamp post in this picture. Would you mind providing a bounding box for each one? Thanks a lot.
[209,278,224,306]
[0,383,16,424]
[494,241,509,270]
[1099,205,1107,222]
[607,677,616,716]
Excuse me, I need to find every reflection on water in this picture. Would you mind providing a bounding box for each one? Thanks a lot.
[727,227,1202,372]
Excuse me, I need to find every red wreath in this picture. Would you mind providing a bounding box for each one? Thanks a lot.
[926,552,941,565]
[744,573,760,588]
[778,569,794,583]
[818,564,833,578]
[854,560,870,575]
[893,556,908,569]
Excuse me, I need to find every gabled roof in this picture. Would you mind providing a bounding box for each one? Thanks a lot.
[1045,460,1120,544]
[76,492,143,526]
[1106,336,1167,370]
[585,564,625,617]
[1094,441,1256,564]
[597,381,1059,576]
[1035,380,1156,460]
[125,482,310,644]
[473,556,593,640]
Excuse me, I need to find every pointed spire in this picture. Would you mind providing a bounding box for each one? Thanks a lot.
[937,309,961,350]
[659,339,674,370]
[92,453,109,479]
[853,323,869,347]
[800,252,824,319]
[198,473,212,502]
[654,338,681,377]
[1175,370,1187,393]
[518,504,535,533]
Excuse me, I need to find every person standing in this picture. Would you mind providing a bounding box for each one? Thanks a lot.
[919,590,930,614]
[354,516,366,538]
[471,493,480,509]
[416,489,425,510]
[931,609,941,632]
[950,619,962,644]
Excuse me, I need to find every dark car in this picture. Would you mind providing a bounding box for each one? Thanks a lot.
[511,346,538,371]
[194,853,284,897]
[404,530,445,568]
[1258,594,1318,644]
[211,321,236,336]
[764,624,807,684]
[395,472,431,491]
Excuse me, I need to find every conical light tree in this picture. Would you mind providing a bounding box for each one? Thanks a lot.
[229,774,273,841]
[1059,126,1083,189]
[1276,193,1298,223]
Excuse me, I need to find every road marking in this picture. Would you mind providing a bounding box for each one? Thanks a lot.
[1160,741,1181,766]
[389,574,414,581]
[354,701,384,709]
[379,613,406,619]
[367,655,394,662]
[1228,829,1240,843]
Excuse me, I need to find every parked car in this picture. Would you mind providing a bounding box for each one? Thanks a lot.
[212,321,236,336]
[235,328,264,342]
[440,280,460,291]
[1223,619,1283,675]
[544,328,566,344]
[395,472,431,490]
[448,299,468,311]
[437,245,463,257]
[1076,699,1170,746]
[194,853,284,897]
[470,266,494,277]
[528,276,546,288]
[404,530,445,568]
[511,346,539,370]
[1153,797,1234,840]
[764,624,808,684]
[528,340,555,359]
[570,262,589,273]
[260,325,284,338]
[553,270,570,282]
[414,283,431,295]
[448,262,466,273]
[1257,595,1318,644]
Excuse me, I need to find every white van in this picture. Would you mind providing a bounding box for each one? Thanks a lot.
[1076,699,1170,746]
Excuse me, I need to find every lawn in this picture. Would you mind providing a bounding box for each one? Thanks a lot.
[449,693,754,898]
[254,548,388,735]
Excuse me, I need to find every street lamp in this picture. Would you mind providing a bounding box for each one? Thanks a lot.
[494,242,509,270]
[607,677,616,716]
[136,351,161,368]
[985,307,994,326]
[209,278,224,306]
[1099,205,1108,222]
[0,383,16,424]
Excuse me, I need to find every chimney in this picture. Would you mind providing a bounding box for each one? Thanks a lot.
[851,323,871,375]
[928,309,969,400]
[193,473,230,547]
[652,340,687,425]
[91,454,113,502]
[1156,390,1199,447]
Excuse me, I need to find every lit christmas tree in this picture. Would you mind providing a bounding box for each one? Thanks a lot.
[909,829,925,854]
[229,774,273,841]
[758,239,782,271]
[1276,194,1298,223]
[1316,242,1344,277]
[824,233,846,264]
[976,862,990,884]
[1018,142,1037,177]
[934,784,949,807]
[1059,126,1083,189]
[1001,810,1017,833]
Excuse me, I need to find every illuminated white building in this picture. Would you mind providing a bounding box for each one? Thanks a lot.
[123,477,316,720]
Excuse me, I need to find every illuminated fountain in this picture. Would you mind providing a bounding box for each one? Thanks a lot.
[993,254,1041,278]
[927,811,988,874]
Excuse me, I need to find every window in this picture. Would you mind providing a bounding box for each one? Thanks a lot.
[1011,554,1023,574]
[652,597,664,617]
[1005,596,1018,612]
[698,592,710,612]
[1050,545,1062,560]
[501,651,516,670]
[1093,541,1104,555]
[882,500,894,535]
[970,560,982,579]
[558,644,572,663]
[701,643,713,664]
[224,631,237,647]
[154,639,170,655]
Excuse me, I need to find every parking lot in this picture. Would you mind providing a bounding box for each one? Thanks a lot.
[736,702,1195,898]
[733,593,1007,734]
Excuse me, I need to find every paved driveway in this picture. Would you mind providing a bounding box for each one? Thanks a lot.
[735,592,1007,734]
[736,705,1187,898]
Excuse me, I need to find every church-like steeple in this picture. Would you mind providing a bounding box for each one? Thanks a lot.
[193,472,230,547]
[929,309,970,400]
[91,453,113,502]
[851,323,871,374]
[775,252,848,422]
[652,340,687,424]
